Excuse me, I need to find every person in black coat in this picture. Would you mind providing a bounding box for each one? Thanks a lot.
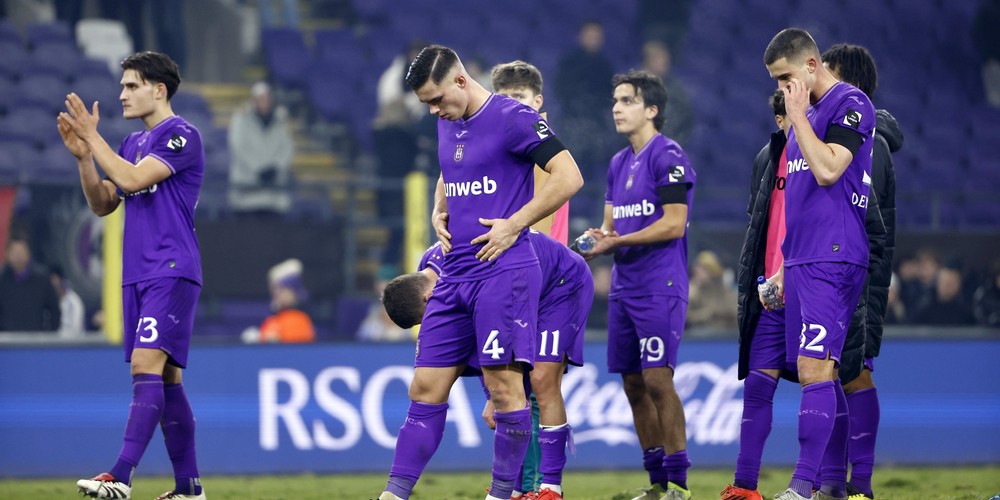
[0,237,61,331]
[821,43,904,500]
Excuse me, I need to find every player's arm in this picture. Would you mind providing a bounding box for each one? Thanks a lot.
[599,203,614,234]
[58,112,120,216]
[432,173,452,252]
[61,93,171,193]
[783,80,858,186]
[507,149,583,232]
[616,203,687,247]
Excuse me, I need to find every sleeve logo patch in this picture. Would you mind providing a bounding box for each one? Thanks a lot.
[842,109,862,129]
[532,120,552,140]
[668,165,685,183]
[167,134,187,152]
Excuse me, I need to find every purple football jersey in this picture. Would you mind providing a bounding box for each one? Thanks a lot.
[116,116,204,285]
[783,81,875,267]
[420,230,587,294]
[604,134,695,299]
[436,94,557,282]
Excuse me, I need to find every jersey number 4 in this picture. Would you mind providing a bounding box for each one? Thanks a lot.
[483,329,506,360]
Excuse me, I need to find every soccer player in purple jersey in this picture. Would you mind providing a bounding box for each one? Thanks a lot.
[376,45,583,500]
[383,231,593,500]
[580,70,696,500]
[763,29,876,500]
[822,43,903,500]
[59,51,206,500]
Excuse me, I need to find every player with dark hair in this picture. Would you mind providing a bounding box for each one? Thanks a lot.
[384,230,592,500]
[763,29,875,500]
[579,70,695,500]
[822,43,904,500]
[378,45,583,500]
[60,51,206,500]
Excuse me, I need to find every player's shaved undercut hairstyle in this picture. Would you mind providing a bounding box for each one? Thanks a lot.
[822,43,879,97]
[121,51,181,100]
[764,28,820,66]
[381,272,432,329]
[613,70,668,131]
[491,60,544,95]
[405,44,460,91]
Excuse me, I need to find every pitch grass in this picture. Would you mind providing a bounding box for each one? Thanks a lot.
[2,466,998,499]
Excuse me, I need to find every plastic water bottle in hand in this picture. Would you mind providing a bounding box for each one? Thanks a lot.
[571,233,597,255]
[757,276,784,309]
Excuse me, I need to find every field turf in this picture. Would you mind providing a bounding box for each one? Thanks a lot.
[3,466,998,499]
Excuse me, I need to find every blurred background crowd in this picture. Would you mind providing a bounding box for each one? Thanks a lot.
[0,0,997,344]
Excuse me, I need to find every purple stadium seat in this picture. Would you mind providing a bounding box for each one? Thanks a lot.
[17,74,72,113]
[0,42,28,81]
[74,57,115,81]
[0,19,21,45]
[0,106,60,147]
[0,77,16,114]
[171,90,211,116]
[305,66,355,122]
[262,28,311,90]
[32,41,81,80]
[25,21,73,49]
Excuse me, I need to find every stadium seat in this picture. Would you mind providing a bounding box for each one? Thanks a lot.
[75,19,133,77]
[24,21,74,49]
[262,28,311,90]
[0,19,19,43]
[17,74,72,113]
[171,90,212,117]
[0,106,60,147]
[0,42,28,81]
[32,42,82,81]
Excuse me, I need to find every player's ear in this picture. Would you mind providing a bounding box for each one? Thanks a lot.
[156,82,167,100]
[422,288,433,303]
[455,73,466,88]
[534,94,544,110]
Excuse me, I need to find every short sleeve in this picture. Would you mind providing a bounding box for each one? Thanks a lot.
[418,243,445,274]
[829,89,876,142]
[148,122,203,175]
[505,103,557,161]
[652,145,694,190]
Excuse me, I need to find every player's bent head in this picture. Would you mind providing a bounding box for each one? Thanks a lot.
[769,89,786,117]
[491,60,543,97]
[763,28,820,66]
[382,272,432,329]
[822,43,878,97]
[612,70,668,131]
[121,51,181,100]
[406,44,460,92]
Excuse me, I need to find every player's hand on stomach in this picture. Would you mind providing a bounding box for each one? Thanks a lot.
[433,212,452,252]
[472,217,521,262]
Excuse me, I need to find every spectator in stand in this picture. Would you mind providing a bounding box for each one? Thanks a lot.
[686,250,737,329]
[555,20,616,184]
[884,273,906,324]
[51,266,86,338]
[373,40,428,275]
[0,237,61,332]
[973,260,1000,327]
[897,249,940,319]
[973,0,1000,107]
[228,81,295,216]
[641,40,693,147]
[911,266,975,325]
[243,259,315,343]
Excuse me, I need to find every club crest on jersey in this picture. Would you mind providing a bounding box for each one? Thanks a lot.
[167,133,187,152]
[454,144,464,162]
[626,174,634,190]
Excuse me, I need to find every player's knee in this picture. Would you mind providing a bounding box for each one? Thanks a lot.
[797,356,835,385]
[621,373,647,402]
[843,368,875,394]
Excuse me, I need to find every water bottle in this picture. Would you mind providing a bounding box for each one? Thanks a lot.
[571,233,597,255]
[757,275,784,309]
